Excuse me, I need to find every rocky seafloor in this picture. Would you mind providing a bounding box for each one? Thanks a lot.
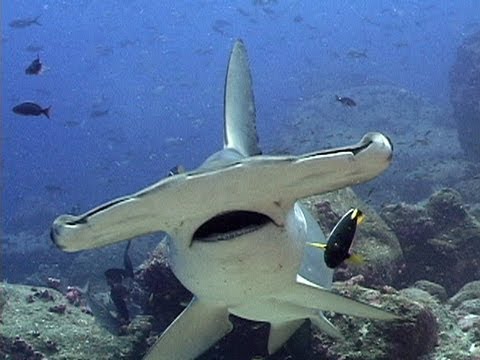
[2,265,480,359]
[2,186,480,359]
[0,283,151,360]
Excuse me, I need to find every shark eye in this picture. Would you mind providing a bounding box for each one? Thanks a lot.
[193,211,272,242]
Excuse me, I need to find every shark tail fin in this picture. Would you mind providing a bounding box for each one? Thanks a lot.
[223,39,261,157]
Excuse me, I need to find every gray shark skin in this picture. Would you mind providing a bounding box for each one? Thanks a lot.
[51,39,397,360]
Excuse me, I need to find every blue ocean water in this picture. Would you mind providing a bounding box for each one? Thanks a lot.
[3,2,480,359]
[1,0,479,295]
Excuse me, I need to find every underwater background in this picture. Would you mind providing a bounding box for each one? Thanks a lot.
[2,1,480,359]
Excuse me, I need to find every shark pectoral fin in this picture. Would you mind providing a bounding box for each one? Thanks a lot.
[144,297,233,360]
[295,203,334,288]
[310,312,344,340]
[268,319,304,354]
[285,282,401,321]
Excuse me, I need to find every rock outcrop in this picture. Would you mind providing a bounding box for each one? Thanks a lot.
[450,30,480,160]
[381,188,480,294]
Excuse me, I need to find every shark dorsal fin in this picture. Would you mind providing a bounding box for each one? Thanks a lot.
[224,39,261,157]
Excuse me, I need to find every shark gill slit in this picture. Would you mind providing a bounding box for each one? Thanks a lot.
[193,211,273,242]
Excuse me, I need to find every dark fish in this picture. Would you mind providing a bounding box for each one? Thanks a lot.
[26,44,44,53]
[393,41,409,49]
[104,241,134,324]
[335,95,357,107]
[90,109,109,118]
[194,48,213,56]
[12,102,51,119]
[109,283,130,323]
[105,135,125,145]
[105,241,134,284]
[64,120,82,128]
[35,88,51,96]
[118,39,138,48]
[45,184,65,194]
[85,291,122,334]
[212,19,231,35]
[293,15,303,23]
[104,268,126,284]
[347,49,368,59]
[9,16,41,28]
[123,241,134,278]
[366,187,375,198]
[253,0,278,5]
[168,165,186,177]
[308,208,365,268]
[25,54,43,75]
[236,7,250,17]
[413,138,430,146]
[262,7,276,15]
[96,45,114,56]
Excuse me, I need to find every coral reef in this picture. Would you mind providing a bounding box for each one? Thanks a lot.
[5,274,479,359]
[308,282,439,360]
[136,242,192,332]
[0,283,150,360]
[381,188,480,294]
[450,30,480,160]
[413,280,448,302]
[0,335,48,360]
[402,283,479,360]
[0,286,5,323]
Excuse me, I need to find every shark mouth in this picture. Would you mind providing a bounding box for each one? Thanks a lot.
[192,211,273,242]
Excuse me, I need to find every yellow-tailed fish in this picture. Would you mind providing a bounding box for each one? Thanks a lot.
[308,208,365,268]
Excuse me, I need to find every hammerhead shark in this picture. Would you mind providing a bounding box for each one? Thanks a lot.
[51,39,397,359]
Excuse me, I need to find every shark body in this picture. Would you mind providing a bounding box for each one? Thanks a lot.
[51,40,397,359]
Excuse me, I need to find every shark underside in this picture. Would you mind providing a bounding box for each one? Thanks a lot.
[51,39,397,360]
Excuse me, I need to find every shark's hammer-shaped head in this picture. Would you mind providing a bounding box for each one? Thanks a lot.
[50,132,392,252]
[51,39,397,360]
